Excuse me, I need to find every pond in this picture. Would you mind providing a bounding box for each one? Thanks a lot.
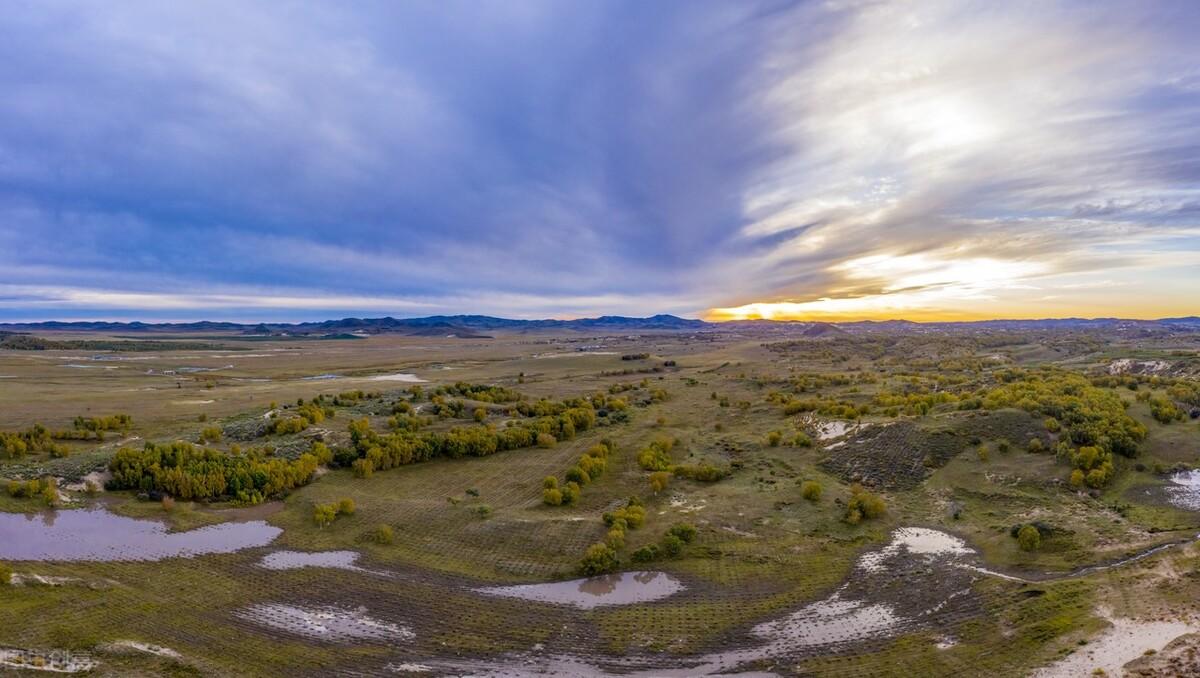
[476,571,685,609]
[0,507,280,562]
[1165,469,1200,510]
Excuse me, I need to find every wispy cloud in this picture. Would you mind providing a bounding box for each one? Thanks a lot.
[0,1,1197,321]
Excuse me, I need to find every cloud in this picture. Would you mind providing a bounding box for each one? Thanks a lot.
[0,1,1198,321]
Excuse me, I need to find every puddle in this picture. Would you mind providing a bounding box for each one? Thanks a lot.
[476,571,685,609]
[0,508,280,562]
[104,640,182,659]
[1165,470,1200,510]
[815,420,855,440]
[236,604,413,643]
[259,550,363,572]
[301,374,342,381]
[1030,609,1198,677]
[858,527,972,573]
[0,649,98,673]
[369,373,427,382]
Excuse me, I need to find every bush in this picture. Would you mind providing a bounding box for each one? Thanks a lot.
[368,524,394,545]
[542,488,563,506]
[648,471,671,494]
[314,504,338,527]
[631,545,660,563]
[661,534,685,557]
[790,432,813,447]
[161,496,176,512]
[800,480,822,502]
[845,485,886,524]
[579,543,619,575]
[766,431,782,447]
[1018,524,1041,551]
[199,426,222,443]
[337,498,356,516]
[561,481,580,505]
[666,523,697,544]
[0,561,10,586]
[543,476,558,490]
[536,433,557,448]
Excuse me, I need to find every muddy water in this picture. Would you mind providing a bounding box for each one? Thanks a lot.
[236,603,413,643]
[0,507,280,562]
[1165,469,1200,510]
[259,550,362,571]
[476,571,684,609]
[438,525,1200,676]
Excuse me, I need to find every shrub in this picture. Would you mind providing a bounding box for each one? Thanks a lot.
[766,431,782,447]
[845,485,886,524]
[161,496,176,512]
[199,426,222,443]
[561,481,580,505]
[605,527,626,550]
[536,433,557,448]
[0,561,10,586]
[543,476,558,490]
[542,488,563,506]
[648,471,671,494]
[800,480,822,502]
[368,524,394,545]
[637,437,675,472]
[337,498,356,516]
[661,534,685,557]
[314,504,338,527]
[579,543,619,576]
[1018,524,1041,551]
[790,432,813,447]
[475,504,492,519]
[565,466,591,486]
[631,545,660,563]
[667,523,697,544]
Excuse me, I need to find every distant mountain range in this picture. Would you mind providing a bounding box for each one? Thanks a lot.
[0,314,1197,337]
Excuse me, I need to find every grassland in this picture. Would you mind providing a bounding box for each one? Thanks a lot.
[1,327,1198,676]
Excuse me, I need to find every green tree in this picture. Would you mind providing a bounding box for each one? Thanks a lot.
[579,543,619,575]
[1018,524,1041,551]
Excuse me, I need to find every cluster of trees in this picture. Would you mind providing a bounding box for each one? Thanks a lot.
[314,498,355,527]
[434,382,522,403]
[44,414,134,441]
[631,523,697,563]
[1138,391,1185,424]
[980,369,1146,487]
[268,400,333,435]
[109,441,328,504]
[578,497,648,575]
[778,396,867,419]
[343,394,608,479]
[844,484,886,524]
[6,477,58,506]
[0,425,69,459]
[543,441,613,506]
[634,436,727,483]
[1067,446,1113,489]
[637,437,675,472]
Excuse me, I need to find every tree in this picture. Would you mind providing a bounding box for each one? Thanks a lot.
[473,407,487,423]
[1018,524,1041,551]
[579,543,619,575]
[337,498,356,516]
[649,471,671,494]
[800,480,822,502]
[542,488,563,506]
[314,504,338,527]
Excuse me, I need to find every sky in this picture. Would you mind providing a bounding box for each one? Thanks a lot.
[1,0,1198,323]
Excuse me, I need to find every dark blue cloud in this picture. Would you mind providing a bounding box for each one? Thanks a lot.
[1,1,1198,321]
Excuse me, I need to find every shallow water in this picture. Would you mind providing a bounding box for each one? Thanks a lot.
[1166,470,1200,510]
[0,507,280,562]
[476,571,685,609]
[258,550,362,571]
[236,603,413,643]
[369,372,427,382]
